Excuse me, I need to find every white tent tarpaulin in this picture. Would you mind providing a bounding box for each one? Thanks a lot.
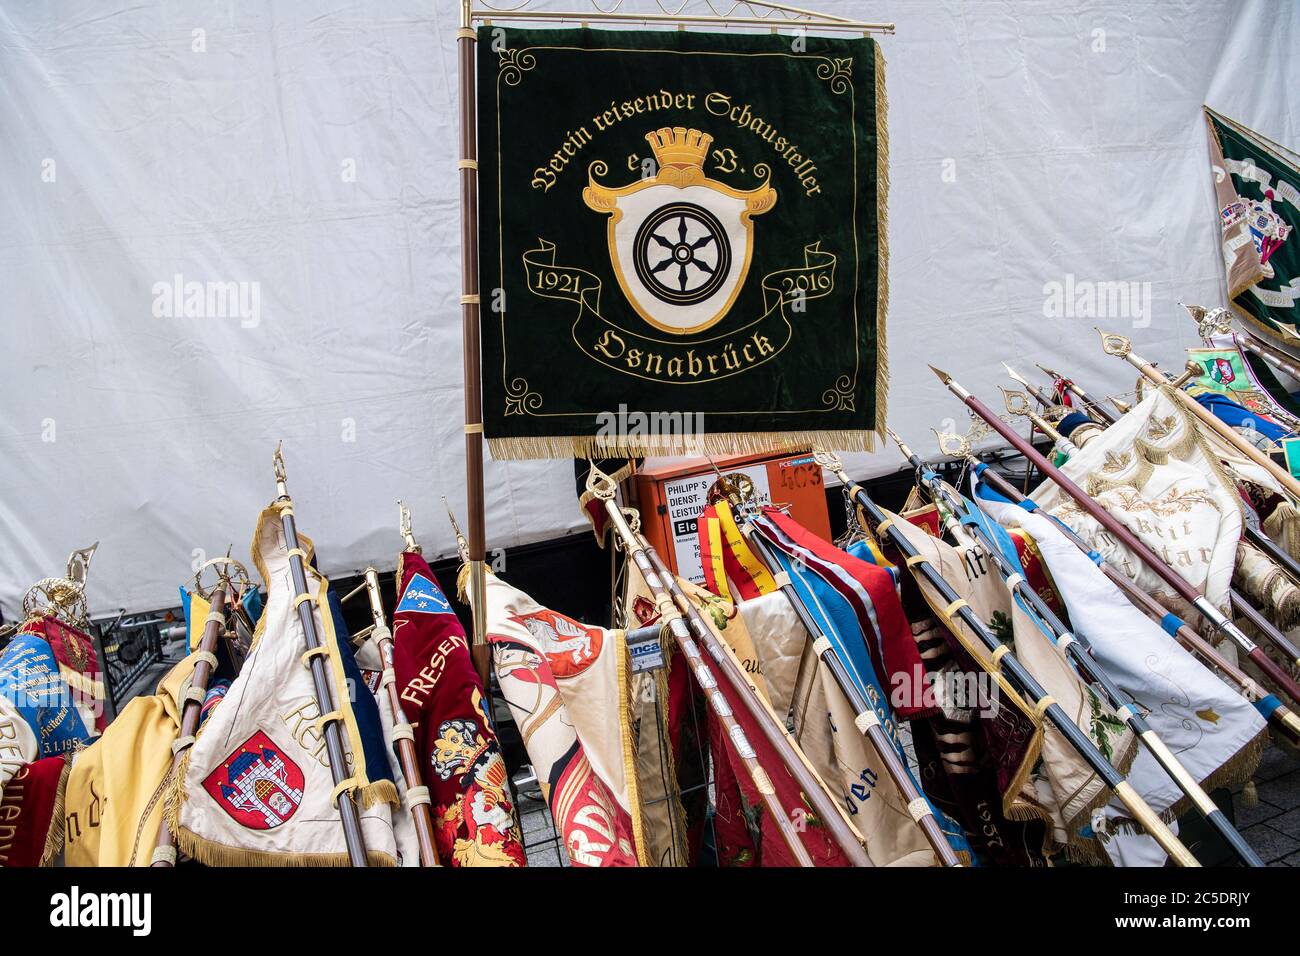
[2,1,1298,617]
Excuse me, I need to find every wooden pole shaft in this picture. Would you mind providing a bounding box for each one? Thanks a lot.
[457,2,490,689]
[1069,382,1119,425]
[364,568,440,867]
[151,585,227,867]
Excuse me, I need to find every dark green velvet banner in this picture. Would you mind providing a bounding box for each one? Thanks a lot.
[477,27,887,458]
[1208,109,1300,340]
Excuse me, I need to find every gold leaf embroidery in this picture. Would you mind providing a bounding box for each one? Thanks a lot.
[1101,450,1131,474]
[1146,415,1177,441]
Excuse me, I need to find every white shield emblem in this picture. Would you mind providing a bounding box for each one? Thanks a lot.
[584,127,777,335]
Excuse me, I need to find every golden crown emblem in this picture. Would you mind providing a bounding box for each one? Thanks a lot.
[645,126,713,169]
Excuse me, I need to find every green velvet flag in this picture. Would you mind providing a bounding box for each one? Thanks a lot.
[477,27,888,459]
[1205,107,1300,341]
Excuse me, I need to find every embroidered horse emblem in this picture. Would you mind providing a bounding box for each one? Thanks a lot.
[516,610,603,678]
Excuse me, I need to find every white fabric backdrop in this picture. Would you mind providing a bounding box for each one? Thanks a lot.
[2,0,1297,617]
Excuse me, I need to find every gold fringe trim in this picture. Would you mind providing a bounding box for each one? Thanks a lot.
[1264,502,1300,563]
[1062,835,1112,867]
[873,39,890,442]
[614,629,651,867]
[652,664,690,866]
[39,753,73,866]
[487,429,877,461]
[1163,724,1268,823]
[173,827,397,868]
[354,779,400,811]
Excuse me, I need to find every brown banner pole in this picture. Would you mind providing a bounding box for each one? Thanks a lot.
[458,0,490,688]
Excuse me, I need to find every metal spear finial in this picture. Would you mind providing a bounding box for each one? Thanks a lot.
[927,364,952,384]
[1002,362,1033,389]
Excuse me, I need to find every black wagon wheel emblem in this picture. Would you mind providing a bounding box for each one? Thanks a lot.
[633,201,732,307]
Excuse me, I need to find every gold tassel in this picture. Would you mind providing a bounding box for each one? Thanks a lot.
[1242,778,1259,807]
[456,560,472,603]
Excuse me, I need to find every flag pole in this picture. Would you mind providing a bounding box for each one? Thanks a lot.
[939,427,1300,738]
[704,464,962,867]
[1098,330,1300,499]
[813,448,1198,865]
[151,582,227,867]
[1035,363,1119,425]
[886,431,1263,867]
[930,366,1300,707]
[585,465,868,866]
[1010,365,1300,672]
[457,0,491,689]
[363,552,441,866]
[957,443,1300,747]
[1185,303,1300,410]
[272,444,370,866]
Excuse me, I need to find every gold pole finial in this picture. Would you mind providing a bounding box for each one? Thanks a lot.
[273,441,288,497]
[812,447,847,478]
[585,462,618,502]
[444,497,469,562]
[398,500,421,554]
[65,541,99,587]
[934,430,972,460]
[927,364,952,384]
[1000,387,1034,418]
[1097,329,1133,358]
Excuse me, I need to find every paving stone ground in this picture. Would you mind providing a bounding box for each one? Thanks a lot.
[1233,744,1300,865]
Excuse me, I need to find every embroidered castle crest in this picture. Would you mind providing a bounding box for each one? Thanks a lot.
[202,731,305,830]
